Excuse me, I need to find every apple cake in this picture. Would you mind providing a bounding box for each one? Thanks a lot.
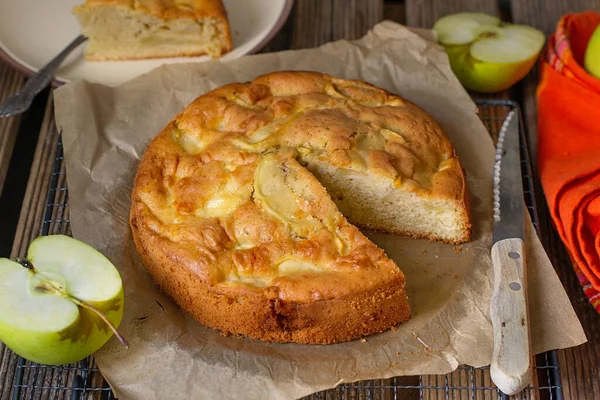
[73,0,232,61]
[129,71,471,344]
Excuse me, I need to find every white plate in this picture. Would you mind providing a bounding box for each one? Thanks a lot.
[0,0,293,86]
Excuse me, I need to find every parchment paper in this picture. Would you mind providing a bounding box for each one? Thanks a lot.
[53,21,586,400]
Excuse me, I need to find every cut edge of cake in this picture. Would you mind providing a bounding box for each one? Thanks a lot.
[305,159,472,244]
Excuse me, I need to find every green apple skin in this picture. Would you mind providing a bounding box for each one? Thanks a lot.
[584,24,600,79]
[444,44,540,93]
[0,235,124,365]
[0,286,124,365]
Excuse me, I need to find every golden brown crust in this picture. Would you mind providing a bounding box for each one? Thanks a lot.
[131,222,411,343]
[130,71,471,343]
[75,0,229,21]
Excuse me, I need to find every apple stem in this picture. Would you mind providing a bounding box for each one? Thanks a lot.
[66,294,130,349]
[478,32,498,39]
[40,281,129,349]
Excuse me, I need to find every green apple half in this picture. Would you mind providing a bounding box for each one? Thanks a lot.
[0,235,126,365]
[434,13,545,93]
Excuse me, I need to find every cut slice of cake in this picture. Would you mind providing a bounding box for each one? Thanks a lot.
[73,0,232,61]
[129,71,472,344]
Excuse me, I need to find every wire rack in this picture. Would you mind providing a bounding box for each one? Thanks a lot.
[2,99,562,400]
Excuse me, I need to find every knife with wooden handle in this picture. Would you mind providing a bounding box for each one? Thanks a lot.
[490,109,532,395]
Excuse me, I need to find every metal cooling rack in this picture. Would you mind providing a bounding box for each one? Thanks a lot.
[3,99,562,400]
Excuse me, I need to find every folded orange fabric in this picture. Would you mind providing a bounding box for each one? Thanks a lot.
[537,11,600,308]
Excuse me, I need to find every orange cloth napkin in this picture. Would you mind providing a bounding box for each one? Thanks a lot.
[537,11,600,308]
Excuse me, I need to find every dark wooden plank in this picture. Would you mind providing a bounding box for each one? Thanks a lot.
[511,0,600,36]
[509,1,600,399]
[0,97,60,400]
[331,0,384,41]
[0,63,24,198]
[9,99,59,259]
[291,0,383,50]
[0,96,92,400]
[291,0,334,49]
[0,63,27,400]
[260,3,295,53]
[384,1,406,25]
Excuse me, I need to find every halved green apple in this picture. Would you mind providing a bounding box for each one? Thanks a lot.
[0,235,126,365]
[433,13,545,93]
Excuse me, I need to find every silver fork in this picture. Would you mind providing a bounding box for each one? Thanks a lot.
[0,35,87,118]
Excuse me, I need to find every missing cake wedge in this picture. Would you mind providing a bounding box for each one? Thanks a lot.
[73,0,232,61]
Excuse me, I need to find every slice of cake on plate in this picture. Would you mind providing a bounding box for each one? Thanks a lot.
[73,0,232,60]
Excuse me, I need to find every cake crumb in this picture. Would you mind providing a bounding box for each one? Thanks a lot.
[434,254,439,259]
[360,338,367,343]
[391,362,398,367]
[453,245,463,253]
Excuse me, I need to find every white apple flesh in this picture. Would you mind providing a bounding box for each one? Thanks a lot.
[0,235,125,365]
[434,13,545,93]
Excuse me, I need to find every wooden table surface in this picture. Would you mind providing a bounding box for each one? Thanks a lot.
[1,0,600,399]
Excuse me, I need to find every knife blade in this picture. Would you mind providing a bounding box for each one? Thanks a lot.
[489,109,532,395]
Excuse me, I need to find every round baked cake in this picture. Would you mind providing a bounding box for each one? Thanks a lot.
[129,71,471,344]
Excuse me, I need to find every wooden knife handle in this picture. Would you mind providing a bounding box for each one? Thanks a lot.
[490,238,532,395]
